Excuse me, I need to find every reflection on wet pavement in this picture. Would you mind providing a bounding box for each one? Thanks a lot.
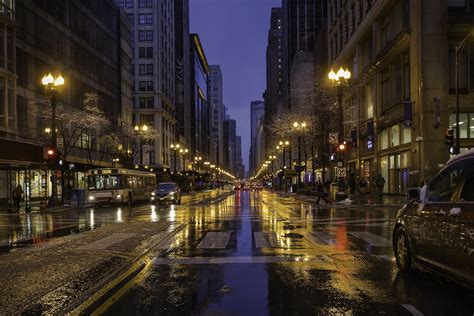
[104,190,474,315]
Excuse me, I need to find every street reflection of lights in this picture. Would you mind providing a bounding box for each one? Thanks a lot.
[117,208,123,222]
[170,205,176,222]
[151,206,158,222]
[90,209,95,229]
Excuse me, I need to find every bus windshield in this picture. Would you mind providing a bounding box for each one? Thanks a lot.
[88,175,121,190]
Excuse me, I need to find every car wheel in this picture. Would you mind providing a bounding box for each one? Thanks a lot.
[394,226,412,272]
[127,192,133,206]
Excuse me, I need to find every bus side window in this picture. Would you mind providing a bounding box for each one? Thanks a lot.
[138,176,144,189]
[131,176,137,189]
[122,176,129,189]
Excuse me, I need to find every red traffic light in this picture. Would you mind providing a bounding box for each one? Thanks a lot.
[47,149,55,156]
[338,143,346,151]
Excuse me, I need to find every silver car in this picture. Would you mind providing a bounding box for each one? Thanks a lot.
[393,149,474,288]
[152,182,181,205]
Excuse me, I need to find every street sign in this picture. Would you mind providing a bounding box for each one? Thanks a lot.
[329,133,338,144]
[57,137,64,148]
[336,167,346,178]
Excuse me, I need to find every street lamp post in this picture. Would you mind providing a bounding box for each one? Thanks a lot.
[42,73,65,206]
[170,143,180,173]
[328,67,351,199]
[179,148,189,171]
[454,30,474,154]
[293,122,307,188]
[135,124,148,166]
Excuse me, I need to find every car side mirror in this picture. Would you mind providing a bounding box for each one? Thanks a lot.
[407,188,420,201]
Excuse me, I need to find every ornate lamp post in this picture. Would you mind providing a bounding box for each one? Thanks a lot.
[179,148,189,171]
[293,121,307,188]
[42,73,65,206]
[328,67,351,199]
[170,143,180,173]
[135,124,148,166]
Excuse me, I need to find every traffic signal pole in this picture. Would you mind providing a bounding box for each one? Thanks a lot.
[50,91,58,206]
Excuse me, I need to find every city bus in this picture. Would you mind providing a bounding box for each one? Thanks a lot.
[86,168,156,205]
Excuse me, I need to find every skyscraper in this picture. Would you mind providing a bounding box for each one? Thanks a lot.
[250,100,265,174]
[116,0,176,169]
[174,0,191,148]
[209,65,224,165]
[190,34,211,159]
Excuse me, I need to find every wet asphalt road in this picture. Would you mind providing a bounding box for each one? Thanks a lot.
[1,189,474,315]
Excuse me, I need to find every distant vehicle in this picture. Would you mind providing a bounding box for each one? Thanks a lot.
[152,182,181,204]
[393,149,474,288]
[234,185,241,191]
[87,168,156,205]
[254,184,263,190]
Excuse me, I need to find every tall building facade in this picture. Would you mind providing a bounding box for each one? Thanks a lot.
[209,65,224,165]
[174,0,191,148]
[264,8,283,155]
[250,100,265,174]
[190,34,211,159]
[235,135,244,179]
[223,119,236,173]
[116,0,176,168]
[328,0,474,193]
[0,0,132,207]
[281,0,317,110]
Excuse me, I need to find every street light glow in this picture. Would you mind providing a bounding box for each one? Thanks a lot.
[42,73,54,86]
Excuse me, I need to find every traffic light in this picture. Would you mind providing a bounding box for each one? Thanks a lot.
[445,128,454,146]
[338,143,346,151]
[44,147,59,166]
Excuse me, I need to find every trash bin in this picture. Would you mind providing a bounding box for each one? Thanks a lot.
[71,188,86,205]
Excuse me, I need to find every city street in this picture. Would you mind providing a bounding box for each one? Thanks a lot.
[0,190,473,315]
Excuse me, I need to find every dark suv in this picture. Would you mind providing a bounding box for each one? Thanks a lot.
[393,149,474,288]
[152,182,181,205]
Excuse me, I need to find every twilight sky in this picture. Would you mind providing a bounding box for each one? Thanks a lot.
[190,0,281,173]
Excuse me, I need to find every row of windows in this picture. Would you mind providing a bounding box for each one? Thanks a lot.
[138,30,153,42]
[138,13,153,25]
[139,80,153,92]
[138,63,153,75]
[139,46,153,58]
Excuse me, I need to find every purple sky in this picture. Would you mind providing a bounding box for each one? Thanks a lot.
[190,0,281,172]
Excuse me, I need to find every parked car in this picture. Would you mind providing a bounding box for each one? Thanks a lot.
[152,182,181,204]
[392,149,474,288]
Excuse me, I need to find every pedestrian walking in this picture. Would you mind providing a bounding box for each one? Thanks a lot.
[11,184,23,212]
[315,179,330,204]
[376,174,385,196]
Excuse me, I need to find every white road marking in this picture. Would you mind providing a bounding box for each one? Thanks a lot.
[153,255,330,265]
[254,232,270,248]
[79,233,135,250]
[267,232,284,248]
[197,232,231,249]
[348,231,392,247]
[402,304,424,316]
[312,231,337,245]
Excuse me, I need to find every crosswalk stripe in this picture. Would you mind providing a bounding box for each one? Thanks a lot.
[197,232,231,249]
[254,232,270,248]
[311,231,337,245]
[153,255,330,265]
[348,231,391,246]
[402,304,424,316]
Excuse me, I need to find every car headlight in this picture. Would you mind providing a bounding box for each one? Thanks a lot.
[168,192,175,196]
[89,196,95,201]
[151,192,155,196]
[116,195,121,199]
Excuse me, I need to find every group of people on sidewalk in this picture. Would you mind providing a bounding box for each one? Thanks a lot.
[312,174,386,205]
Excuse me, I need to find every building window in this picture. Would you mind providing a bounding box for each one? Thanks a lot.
[402,52,410,100]
[402,125,412,144]
[139,30,145,41]
[139,47,153,58]
[125,0,133,8]
[146,30,153,41]
[381,67,391,112]
[450,112,473,138]
[138,14,146,25]
[380,128,389,150]
[391,59,402,104]
[146,13,153,24]
[139,64,146,75]
[139,97,154,109]
[146,64,153,74]
[391,125,400,147]
[139,81,153,92]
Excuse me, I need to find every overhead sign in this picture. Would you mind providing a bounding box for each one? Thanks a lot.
[329,133,338,144]
[57,137,64,148]
[336,167,346,178]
